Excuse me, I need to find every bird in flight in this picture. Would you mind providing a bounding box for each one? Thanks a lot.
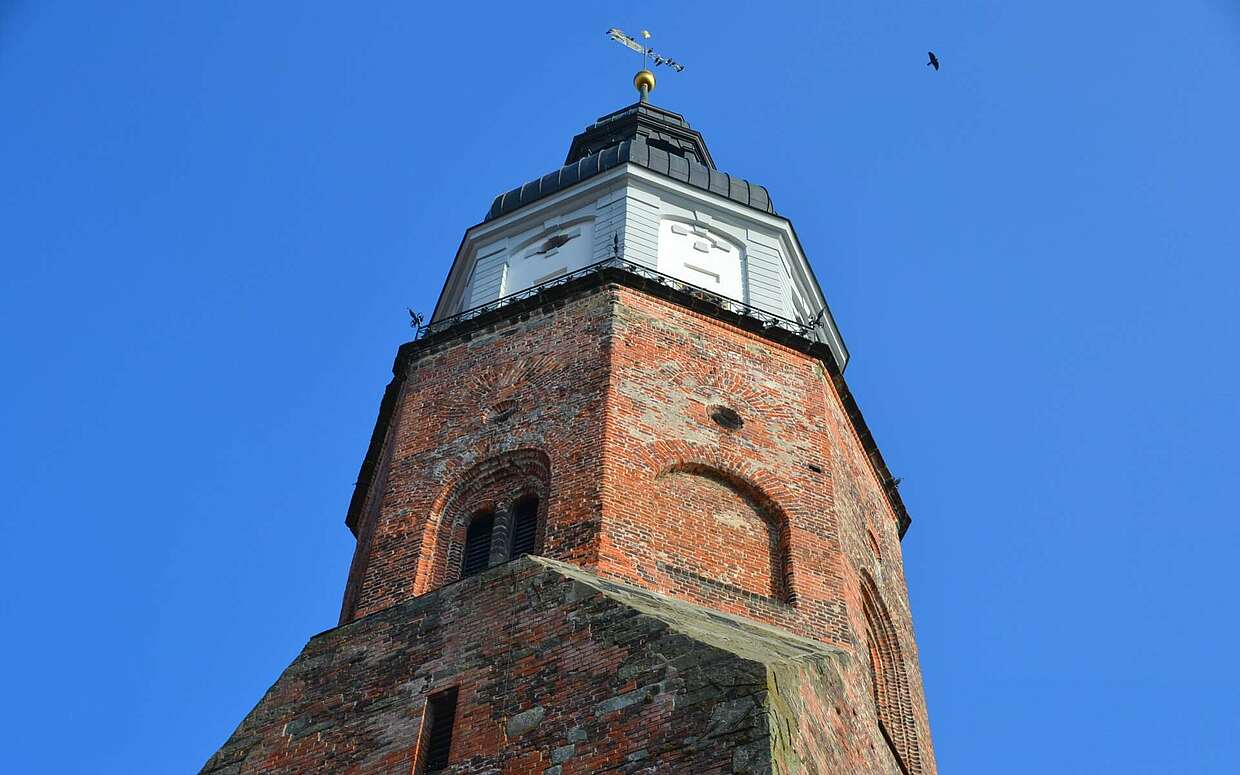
[927,51,940,71]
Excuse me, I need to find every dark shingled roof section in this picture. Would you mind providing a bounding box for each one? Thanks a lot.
[485,102,775,222]
[564,101,714,167]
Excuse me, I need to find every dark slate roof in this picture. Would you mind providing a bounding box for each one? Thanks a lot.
[485,101,775,222]
[564,101,715,167]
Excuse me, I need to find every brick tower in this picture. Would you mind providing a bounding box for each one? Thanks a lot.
[203,75,936,774]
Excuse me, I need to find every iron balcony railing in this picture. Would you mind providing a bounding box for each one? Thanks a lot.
[415,255,817,341]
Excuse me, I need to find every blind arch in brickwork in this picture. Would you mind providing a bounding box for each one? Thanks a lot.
[634,440,804,518]
[631,441,805,604]
[859,569,923,774]
[653,462,796,603]
[414,448,551,595]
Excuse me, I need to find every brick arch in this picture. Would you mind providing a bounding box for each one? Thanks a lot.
[655,462,796,603]
[635,440,800,604]
[634,439,803,513]
[859,569,923,774]
[413,448,551,595]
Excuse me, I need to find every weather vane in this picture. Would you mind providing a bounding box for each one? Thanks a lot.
[606,28,684,101]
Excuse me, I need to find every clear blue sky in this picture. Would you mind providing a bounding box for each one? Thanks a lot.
[3,2,1238,773]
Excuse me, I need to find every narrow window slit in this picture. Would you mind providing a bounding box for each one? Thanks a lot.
[511,495,539,558]
[461,512,494,578]
[421,687,458,773]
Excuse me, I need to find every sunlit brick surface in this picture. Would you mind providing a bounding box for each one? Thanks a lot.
[203,558,916,775]
[206,280,935,774]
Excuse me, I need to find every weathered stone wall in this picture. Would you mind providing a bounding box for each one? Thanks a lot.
[203,558,895,775]
[768,657,907,775]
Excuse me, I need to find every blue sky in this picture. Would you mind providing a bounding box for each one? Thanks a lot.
[3,2,1238,773]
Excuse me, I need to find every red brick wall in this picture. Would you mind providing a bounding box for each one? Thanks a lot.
[597,287,847,644]
[341,289,613,621]
[208,560,742,774]
[339,281,934,773]
[208,557,921,775]
[644,464,791,601]
[598,286,936,772]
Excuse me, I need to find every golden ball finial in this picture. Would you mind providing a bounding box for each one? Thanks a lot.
[634,69,656,98]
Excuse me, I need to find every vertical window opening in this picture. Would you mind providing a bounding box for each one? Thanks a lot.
[461,512,494,578]
[511,495,539,558]
[421,687,458,773]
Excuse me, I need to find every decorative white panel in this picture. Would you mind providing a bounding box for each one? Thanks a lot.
[656,219,744,302]
[503,220,595,295]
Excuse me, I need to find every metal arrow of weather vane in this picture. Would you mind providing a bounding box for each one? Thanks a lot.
[607,28,685,72]
[607,28,684,100]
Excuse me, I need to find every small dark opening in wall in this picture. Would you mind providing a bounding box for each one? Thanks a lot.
[489,400,518,423]
[807,463,824,473]
[545,233,572,251]
[421,687,459,773]
[511,495,539,558]
[709,405,744,431]
[461,512,494,578]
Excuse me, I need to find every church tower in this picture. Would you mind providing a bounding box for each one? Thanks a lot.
[203,71,936,775]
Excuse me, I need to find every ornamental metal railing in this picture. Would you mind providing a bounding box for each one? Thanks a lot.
[415,255,817,341]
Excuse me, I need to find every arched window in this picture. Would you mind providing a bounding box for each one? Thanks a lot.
[418,449,551,595]
[860,572,923,774]
[453,494,544,581]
